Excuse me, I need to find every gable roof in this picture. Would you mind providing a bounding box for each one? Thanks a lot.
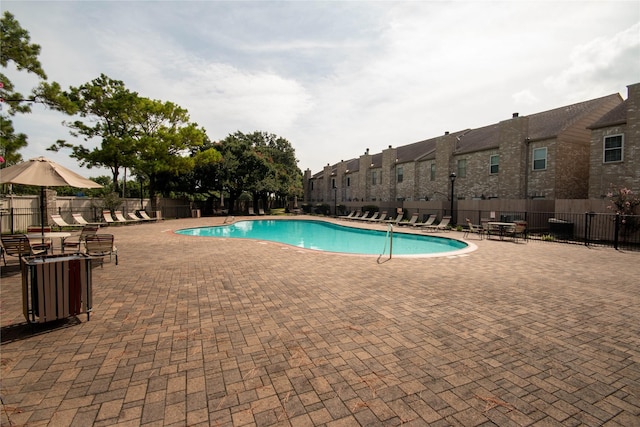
[527,94,622,141]
[588,99,628,129]
[455,124,500,154]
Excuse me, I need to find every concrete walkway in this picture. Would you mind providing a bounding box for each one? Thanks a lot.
[1,216,639,426]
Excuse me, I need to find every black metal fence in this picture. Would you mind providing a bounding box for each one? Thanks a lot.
[455,209,640,251]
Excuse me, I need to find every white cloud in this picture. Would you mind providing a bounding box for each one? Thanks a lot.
[544,22,640,100]
[3,1,639,177]
[512,89,539,106]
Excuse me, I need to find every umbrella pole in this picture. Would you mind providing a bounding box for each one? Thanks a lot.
[40,187,46,247]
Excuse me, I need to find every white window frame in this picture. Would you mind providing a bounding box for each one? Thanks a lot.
[603,134,624,163]
[533,147,547,171]
[489,154,499,174]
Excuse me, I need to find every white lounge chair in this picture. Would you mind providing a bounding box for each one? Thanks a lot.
[51,214,83,229]
[423,216,451,232]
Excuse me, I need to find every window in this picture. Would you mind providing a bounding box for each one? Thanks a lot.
[457,159,467,178]
[372,171,377,185]
[430,163,436,181]
[346,177,351,187]
[533,147,547,170]
[604,135,623,163]
[310,181,314,190]
[331,178,336,189]
[396,166,403,183]
[490,155,499,174]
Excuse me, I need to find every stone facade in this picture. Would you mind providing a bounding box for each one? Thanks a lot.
[305,84,637,209]
[588,83,640,198]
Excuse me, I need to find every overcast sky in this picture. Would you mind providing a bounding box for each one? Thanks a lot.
[3,0,640,178]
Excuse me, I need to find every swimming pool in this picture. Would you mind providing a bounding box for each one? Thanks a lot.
[176,219,474,257]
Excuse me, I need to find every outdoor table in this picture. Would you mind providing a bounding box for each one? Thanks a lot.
[487,222,516,240]
[27,232,71,253]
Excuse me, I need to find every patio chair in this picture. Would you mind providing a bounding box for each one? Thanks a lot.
[398,214,419,226]
[85,234,118,266]
[248,207,256,215]
[51,214,83,230]
[26,226,52,253]
[423,216,451,232]
[62,224,100,253]
[463,218,484,240]
[1,234,47,266]
[414,215,436,228]
[506,221,528,242]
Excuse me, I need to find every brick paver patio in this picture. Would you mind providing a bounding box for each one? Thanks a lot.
[1,216,639,426]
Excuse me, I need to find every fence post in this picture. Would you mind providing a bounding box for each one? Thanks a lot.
[614,213,620,250]
[11,207,15,234]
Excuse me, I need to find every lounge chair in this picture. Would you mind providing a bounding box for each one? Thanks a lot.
[423,216,451,232]
[463,218,484,240]
[248,207,256,215]
[1,234,47,266]
[51,214,83,229]
[349,211,369,221]
[385,213,403,225]
[102,210,116,225]
[359,211,379,222]
[62,224,100,253]
[414,215,436,228]
[339,210,356,219]
[398,214,419,226]
[85,234,118,266]
[258,208,265,215]
[138,211,157,221]
[127,212,143,222]
[371,211,387,222]
[114,211,134,224]
[72,213,101,226]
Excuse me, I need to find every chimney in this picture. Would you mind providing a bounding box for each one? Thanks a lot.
[445,131,449,135]
[512,112,519,118]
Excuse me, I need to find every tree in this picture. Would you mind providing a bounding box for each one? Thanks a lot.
[208,131,302,214]
[46,74,141,194]
[0,11,47,165]
[130,97,220,210]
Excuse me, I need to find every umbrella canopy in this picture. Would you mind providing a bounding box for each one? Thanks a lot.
[0,156,102,188]
[1,157,102,238]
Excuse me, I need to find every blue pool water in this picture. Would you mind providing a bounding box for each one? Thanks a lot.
[176,219,470,256]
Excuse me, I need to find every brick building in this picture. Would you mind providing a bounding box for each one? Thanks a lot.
[304,83,638,211]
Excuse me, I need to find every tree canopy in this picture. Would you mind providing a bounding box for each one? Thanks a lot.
[204,131,302,214]
[0,11,47,165]
[45,74,219,204]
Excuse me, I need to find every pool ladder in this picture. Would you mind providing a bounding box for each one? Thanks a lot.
[378,224,393,263]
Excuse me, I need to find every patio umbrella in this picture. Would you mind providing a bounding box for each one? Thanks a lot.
[0,156,102,237]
